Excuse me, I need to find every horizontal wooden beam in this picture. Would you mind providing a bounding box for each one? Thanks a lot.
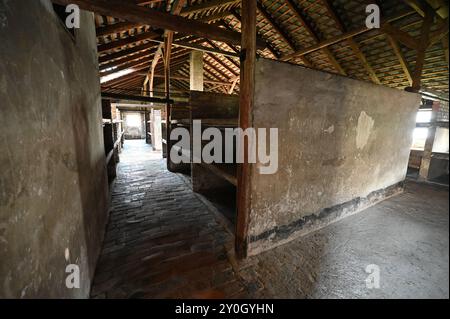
[101,92,173,104]
[96,9,234,39]
[52,0,265,49]
[138,73,236,86]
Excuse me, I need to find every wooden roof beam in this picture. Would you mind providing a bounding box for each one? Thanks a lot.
[100,50,154,71]
[281,10,417,61]
[99,42,156,64]
[96,21,141,37]
[230,10,280,59]
[256,2,313,67]
[386,35,413,86]
[286,0,346,76]
[52,0,266,49]
[180,0,239,16]
[98,30,161,53]
[321,0,379,83]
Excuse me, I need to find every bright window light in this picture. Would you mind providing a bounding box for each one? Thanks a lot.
[125,114,141,127]
[411,127,429,150]
[100,68,134,84]
[416,110,432,123]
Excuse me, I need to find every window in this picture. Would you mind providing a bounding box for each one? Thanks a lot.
[416,110,432,123]
[52,4,75,38]
[411,127,428,150]
[432,127,449,154]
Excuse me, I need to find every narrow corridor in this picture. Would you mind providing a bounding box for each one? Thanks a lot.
[91,140,247,298]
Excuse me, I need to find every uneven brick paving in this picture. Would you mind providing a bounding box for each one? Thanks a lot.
[92,140,448,299]
[91,140,251,298]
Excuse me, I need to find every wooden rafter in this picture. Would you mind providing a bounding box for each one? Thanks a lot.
[281,10,416,61]
[180,0,239,16]
[286,0,346,76]
[229,11,280,59]
[51,0,266,48]
[387,35,413,86]
[256,2,312,67]
[98,30,160,53]
[321,0,379,83]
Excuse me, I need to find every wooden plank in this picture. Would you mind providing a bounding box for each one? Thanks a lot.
[200,163,237,186]
[236,0,256,259]
[51,0,266,49]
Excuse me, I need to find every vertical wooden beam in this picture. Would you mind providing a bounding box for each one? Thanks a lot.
[164,32,173,171]
[236,0,256,259]
[418,101,440,181]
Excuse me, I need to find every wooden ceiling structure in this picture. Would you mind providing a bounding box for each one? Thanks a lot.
[56,0,449,98]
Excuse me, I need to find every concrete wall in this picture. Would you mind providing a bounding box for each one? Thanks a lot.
[0,0,108,297]
[247,59,420,255]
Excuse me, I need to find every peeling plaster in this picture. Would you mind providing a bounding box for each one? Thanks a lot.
[356,111,374,150]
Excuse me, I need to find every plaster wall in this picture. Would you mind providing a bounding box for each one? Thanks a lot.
[247,59,420,254]
[0,0,108,297]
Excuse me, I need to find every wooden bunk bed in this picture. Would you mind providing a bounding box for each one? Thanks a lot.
[166,91,239,224]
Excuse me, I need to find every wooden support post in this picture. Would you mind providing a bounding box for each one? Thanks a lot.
[418,101,440,181]
[164,33,173,171]
[236,0,256,259]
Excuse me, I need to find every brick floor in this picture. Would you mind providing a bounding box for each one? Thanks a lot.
[91,140,250,299]
[92,140,448,299]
